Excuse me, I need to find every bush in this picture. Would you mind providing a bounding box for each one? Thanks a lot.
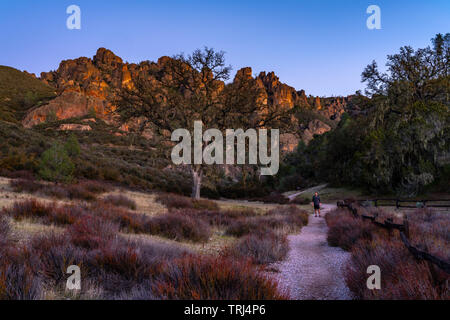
[65,184,97,201]
[192,199,219,211]
[290,196,310,205]
[225,205,308,238]
[3,199,84,226]
[325,208,376,250]
[329,207,449,299]
[67,215,119,249]
[104,195,137,210]
[42,185,70,199]
[225,232,289,265]
[9,179,41,193]
[225,218,271,237]
[267,205,309,228]
[76,180,111,194]
[345,235,446,299]
[64,134,81,158]
[38,142,74,183]
[155,193,219,211]
[4,199,54,222]
[0,259,42,300]
[31,234,87,283]
[258,192,289,204]
[144,213,211,243]
[177,208,257,227]
[153,255,285,299]
[0,216,10,248]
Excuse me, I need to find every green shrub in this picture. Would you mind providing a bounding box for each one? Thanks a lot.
[64,134,81,158]
[38,142,74,183]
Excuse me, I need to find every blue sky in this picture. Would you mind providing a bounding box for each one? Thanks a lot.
[0,0,449,96]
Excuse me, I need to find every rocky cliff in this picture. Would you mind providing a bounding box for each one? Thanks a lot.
[21,48,352,147]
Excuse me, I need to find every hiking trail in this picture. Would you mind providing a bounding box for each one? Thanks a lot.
[269,204,353,300]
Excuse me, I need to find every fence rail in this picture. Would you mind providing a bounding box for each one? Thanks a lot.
[336,200,450,274]
[354,198,450,209]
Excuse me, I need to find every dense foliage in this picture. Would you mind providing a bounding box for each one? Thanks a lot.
[0,66,56,123]
[280,34,449,196]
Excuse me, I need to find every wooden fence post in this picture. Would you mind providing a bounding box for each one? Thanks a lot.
[403,217,410,239]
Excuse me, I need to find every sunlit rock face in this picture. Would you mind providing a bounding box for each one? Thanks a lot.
[23,48,352,149]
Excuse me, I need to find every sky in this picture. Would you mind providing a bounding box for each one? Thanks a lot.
[0,0,449,96]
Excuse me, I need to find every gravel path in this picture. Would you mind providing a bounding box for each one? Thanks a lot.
[269,204,353,300]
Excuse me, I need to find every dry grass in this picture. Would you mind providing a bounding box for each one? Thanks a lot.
[9,218,65,245]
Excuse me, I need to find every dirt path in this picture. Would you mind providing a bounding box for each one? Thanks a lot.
[285,184,328,201]
[270,204,353,300]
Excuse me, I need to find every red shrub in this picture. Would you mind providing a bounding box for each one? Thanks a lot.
[0,216,10,248]
[258,192,289,204]
[176,208,258,227]
[155,193,194,209]
[225,231,289,265]
[76,180,111,194]
[325,208,377,250]
[67,215,119,249]
[9,179,42,193]
[153,255,285,299]
[3,199,55,221]
[103,194,137,210]
[144,213,211,243]
[345,235,447,300]
[65,184,97,201]
[0,247,42,300]
[3,199,84,226]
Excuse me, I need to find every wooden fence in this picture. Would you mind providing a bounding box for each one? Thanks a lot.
[336,200,450,274]
[355,198,450,209]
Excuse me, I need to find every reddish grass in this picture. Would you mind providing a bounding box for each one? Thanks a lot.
[153,255,285,299]
[0,245,43,300]
[9,179,111,201]
[225,205,308,237]
[144,213,211,243]
[3,199,84,226]
[325,208,377,250]
[0,216,10,248]
[67,215,119,249]
[327,207,449,300]
[0,198,288,299]
[76,180,111,194]
[176,208,258,227]
[155,193,219,211]
[9,179,41,193]
[103,194,137,210]
[346,235,447,300]
[225,231,289,265]
[258,192,289,204]
[88,202,211,243]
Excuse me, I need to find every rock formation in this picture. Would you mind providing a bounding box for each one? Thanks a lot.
[21,48,353,148]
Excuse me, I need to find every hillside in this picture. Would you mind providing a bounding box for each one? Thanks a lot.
[0,66,56,123]
[14,48,354,149]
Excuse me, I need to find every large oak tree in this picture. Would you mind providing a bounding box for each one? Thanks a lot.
[116,48,293,198]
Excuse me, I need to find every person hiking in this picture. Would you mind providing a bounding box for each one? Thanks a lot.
[312,192,321,217]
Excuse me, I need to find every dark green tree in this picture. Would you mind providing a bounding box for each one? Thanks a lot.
[64,133,81,158]
[39,142,74,183]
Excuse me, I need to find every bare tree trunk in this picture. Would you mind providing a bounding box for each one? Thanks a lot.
[191,166,203,199]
